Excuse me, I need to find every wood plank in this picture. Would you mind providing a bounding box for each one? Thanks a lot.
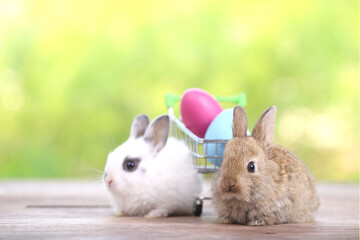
[0,180,358,240]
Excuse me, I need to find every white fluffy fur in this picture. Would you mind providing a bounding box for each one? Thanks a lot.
[104,137,201,217]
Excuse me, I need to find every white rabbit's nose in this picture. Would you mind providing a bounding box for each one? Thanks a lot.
[104,173,113,187]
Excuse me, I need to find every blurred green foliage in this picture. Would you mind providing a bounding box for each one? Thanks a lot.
[0,0,358,181]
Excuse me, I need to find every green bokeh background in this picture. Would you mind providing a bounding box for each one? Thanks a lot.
[0,0,358,181]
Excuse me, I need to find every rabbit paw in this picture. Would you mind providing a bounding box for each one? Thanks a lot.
[113,209,126,217]
[246,219,266,226]
[145,208,169,218]
[247,217,276,226]
[221,217,233,224]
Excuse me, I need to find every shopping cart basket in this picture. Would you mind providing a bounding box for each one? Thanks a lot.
[164,92,247,216]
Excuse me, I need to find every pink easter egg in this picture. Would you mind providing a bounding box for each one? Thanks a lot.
[180,88,222,138]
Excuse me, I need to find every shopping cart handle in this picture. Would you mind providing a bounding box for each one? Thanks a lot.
[165,92,246,109]
[215,93,247,107]
[165,93,182,109]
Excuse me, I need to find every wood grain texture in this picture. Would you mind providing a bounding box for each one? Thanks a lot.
[0,180,358,240]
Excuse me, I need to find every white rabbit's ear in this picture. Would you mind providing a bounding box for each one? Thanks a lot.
[232,106,248,138]
[252,106,277,145]
[144,115,169,152]
[130,114,150,139]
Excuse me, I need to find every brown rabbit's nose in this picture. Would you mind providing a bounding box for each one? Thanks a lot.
[224,178,236,188]
[223,178,237,193]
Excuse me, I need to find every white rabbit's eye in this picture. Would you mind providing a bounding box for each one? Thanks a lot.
[247,161,255,173]
[123,157,140,172]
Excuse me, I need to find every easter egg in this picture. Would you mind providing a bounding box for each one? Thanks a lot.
[205,108,251,166]
[181,88,222,138]
[204,108,234,167]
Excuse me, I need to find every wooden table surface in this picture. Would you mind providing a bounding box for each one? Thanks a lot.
[0,180,358,240]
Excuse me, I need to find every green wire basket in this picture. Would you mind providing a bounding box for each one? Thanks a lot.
[165,93,246,173]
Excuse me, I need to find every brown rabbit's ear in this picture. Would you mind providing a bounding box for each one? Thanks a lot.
[130,114,150,139]
[232,106,248,138]
[144,115,169,152]
[252,106,277,145]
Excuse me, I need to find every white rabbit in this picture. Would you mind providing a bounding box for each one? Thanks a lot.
[104,114,201,218]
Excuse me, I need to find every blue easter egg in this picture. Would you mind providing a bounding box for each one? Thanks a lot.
[204,108,234,167]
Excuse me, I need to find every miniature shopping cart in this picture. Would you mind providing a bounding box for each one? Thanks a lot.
[165,93,247,216]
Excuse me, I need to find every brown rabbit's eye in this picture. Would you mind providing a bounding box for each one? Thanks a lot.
[123,157,140,172]
[247,161,255,173]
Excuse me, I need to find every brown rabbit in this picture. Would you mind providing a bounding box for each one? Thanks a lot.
[211,106,320,226]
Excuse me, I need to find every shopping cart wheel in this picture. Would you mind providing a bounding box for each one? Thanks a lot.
[193,197,203,217]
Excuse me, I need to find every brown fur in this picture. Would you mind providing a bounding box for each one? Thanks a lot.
[211,106,320,226]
